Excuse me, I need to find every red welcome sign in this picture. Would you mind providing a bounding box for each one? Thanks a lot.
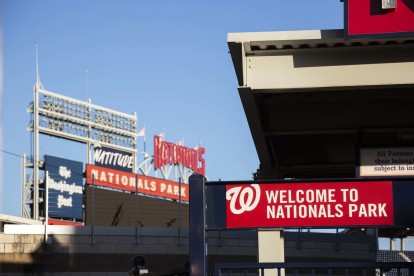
[225,181,394,228]
[346,0,414,38]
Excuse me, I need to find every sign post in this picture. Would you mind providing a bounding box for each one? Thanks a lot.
[189,174,207,276]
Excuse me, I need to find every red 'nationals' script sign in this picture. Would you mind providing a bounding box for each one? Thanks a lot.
[225,181,394,228]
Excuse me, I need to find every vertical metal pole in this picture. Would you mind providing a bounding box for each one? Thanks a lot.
[143,134,146,156]
[135,174,139,245]
[33,84,39,220]
[22,154,26,217]
[87,99,92,165]
[335,228,339,251]
[44,171,49,242]
[189,174,207,276]
[134,115,140,245]
[91,174,95,245]
[87,142,91,165]
[178,177,182,246]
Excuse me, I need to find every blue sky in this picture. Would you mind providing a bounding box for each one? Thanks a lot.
[1,1,344,217]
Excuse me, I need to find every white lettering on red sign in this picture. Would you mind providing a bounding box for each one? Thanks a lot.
[86,164,188,202]
[154,135,206,175]
[225,181,394,228]
[226,184,261,214]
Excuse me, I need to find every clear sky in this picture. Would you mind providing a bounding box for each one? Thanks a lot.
[0,1,345,217]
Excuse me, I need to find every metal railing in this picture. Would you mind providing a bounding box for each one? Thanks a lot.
[215,262,414,276]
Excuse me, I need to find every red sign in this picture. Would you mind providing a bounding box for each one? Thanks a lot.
[346,0,414,38]
[154,135,205,175]
[225,181,394,228]
[48,219,83,226]
[86,164,188,202]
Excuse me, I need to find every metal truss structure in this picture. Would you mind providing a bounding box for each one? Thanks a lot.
[136,151,198,184]
[24,82,137,220]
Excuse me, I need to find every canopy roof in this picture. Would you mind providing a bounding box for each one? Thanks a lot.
[228,29,414,180]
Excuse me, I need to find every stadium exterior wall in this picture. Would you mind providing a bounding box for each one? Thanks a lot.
[0,225,376,274]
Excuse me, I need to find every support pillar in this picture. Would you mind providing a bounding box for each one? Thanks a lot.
[390,238,396,251]
[189,174,207,276]
[258,229,285,276]
[401,238,406,252]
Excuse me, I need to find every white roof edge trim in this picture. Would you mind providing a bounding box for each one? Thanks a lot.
[227,29,344,43]
[0,214,43,225]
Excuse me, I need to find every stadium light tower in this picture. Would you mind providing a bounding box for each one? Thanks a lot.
[25,82,137,221]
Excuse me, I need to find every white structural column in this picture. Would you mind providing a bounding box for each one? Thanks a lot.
[258,229,285,276]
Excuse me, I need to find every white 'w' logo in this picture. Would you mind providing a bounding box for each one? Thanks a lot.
[226,184,261,215]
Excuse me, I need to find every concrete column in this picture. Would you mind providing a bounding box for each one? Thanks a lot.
[401,238,406,252]
[258,229,285,276]
[390,238,395,251]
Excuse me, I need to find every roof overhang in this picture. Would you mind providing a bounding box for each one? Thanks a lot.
[228,29,414,180]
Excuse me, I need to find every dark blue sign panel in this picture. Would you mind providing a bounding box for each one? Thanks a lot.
[93,146,134,172]
[44,155,83,220]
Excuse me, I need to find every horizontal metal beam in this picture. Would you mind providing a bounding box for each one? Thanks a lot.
[266,127,414,136]
[38,126,136,154]
[215,262,414,276]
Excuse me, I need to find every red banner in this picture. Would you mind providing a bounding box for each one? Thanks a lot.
[48,219,84,226]
[226,181,394,228]
[86,164,188,202]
